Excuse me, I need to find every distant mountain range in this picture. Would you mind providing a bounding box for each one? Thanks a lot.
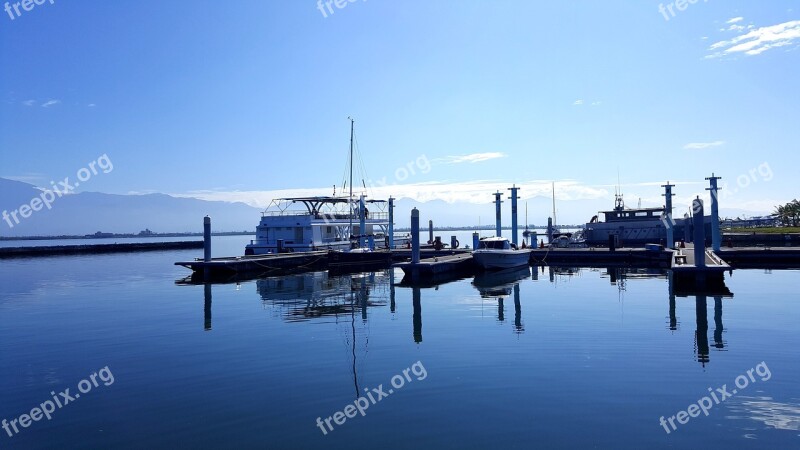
[0,178,773,237]
[0,178,261,237]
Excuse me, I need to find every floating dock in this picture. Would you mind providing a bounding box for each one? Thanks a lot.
[175,251,330,278]
[530,247,672,267]
[0,241,203,258]
[670,243,730,289]
[717,247,800,268]
[394,253,475,278]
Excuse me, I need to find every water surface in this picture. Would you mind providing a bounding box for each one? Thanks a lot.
[1,237,798,449]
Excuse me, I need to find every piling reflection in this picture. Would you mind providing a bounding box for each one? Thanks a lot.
[667,269,732,366]
[695,295,710,367]
[472,266,530,330]
[204,283,212,331]
[187,263,737,362]
[413,287,422,343]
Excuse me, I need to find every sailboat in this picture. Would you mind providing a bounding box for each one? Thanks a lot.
[548,182,586,248]
[522,202,536,245]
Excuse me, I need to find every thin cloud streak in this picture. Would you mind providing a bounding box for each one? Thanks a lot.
[435,152,508,164]
[684,141,725,150]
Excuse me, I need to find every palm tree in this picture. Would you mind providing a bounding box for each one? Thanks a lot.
[774,200,800,227]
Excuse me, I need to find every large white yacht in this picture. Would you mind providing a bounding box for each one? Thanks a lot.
[244,196,396,255]
[244,118,410,256]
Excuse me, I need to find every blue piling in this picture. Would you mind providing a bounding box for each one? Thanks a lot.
[411,208,421,264]
[494,192,503,237]
[359,195,366,248]
[388,197,395,249]
[508,185,520,246]
[706,174,722,252]
[693,197,706,267]
[203,216,211,262]
[473,232,480,250]
[662,182,675,248]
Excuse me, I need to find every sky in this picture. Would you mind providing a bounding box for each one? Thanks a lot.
[1,0,799,224]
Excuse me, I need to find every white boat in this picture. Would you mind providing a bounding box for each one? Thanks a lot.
[472,237,532,270]
[244,119,406,255]
[244,196,392,255]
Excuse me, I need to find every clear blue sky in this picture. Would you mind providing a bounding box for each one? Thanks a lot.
[2,0,798,219]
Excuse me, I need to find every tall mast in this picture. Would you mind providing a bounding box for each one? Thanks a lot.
[552,182,557,227]
[348,117,354,234]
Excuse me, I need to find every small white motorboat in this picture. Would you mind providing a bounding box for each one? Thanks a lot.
[472,237,532,270]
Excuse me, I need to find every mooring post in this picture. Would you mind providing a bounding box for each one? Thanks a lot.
[494,192,503,237]
[451,235,458,249]
[359,195,366,249]
[706,174,722,252]
[411,208,420,264]
[203,216,211,262]
[508,185,520,246]
[693,197,706,268]
[388,197,395,249]
[473,232,480,250]
[662,182,675,248]
[203,216,211,281]
[684,213,691,244]
[547,217,553,243]
[428,220,433,244]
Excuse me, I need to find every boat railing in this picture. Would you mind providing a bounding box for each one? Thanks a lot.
[260,211,313,217]
[259,211,389,221]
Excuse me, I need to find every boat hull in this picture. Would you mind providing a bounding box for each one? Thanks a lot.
[472,249,531,270]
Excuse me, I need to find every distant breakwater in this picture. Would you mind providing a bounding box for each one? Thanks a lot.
[0,241,203,258]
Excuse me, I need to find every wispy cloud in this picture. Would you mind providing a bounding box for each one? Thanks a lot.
[22,99,36,107]
[173,179,609,208]
[727,17,744,24]
[684,140,725,150]
[437,152,507,164]
[573,99,584,105]
[707,20,800,58]
[1,173,47,183]
[41,99,61,108]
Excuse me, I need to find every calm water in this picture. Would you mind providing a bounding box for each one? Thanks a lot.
[1,236,798,449]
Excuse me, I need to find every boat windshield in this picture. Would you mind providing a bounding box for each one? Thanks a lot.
[480,240,510,250]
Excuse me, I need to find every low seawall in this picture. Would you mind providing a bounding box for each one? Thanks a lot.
[0,241,204,258]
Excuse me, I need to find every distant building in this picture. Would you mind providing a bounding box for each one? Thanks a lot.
[87,231,114,238]
[721,215,778,229]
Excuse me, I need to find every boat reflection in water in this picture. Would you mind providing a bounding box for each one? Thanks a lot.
[472,266,531,333]
[197,262,734,366]
[255,270,389,322]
